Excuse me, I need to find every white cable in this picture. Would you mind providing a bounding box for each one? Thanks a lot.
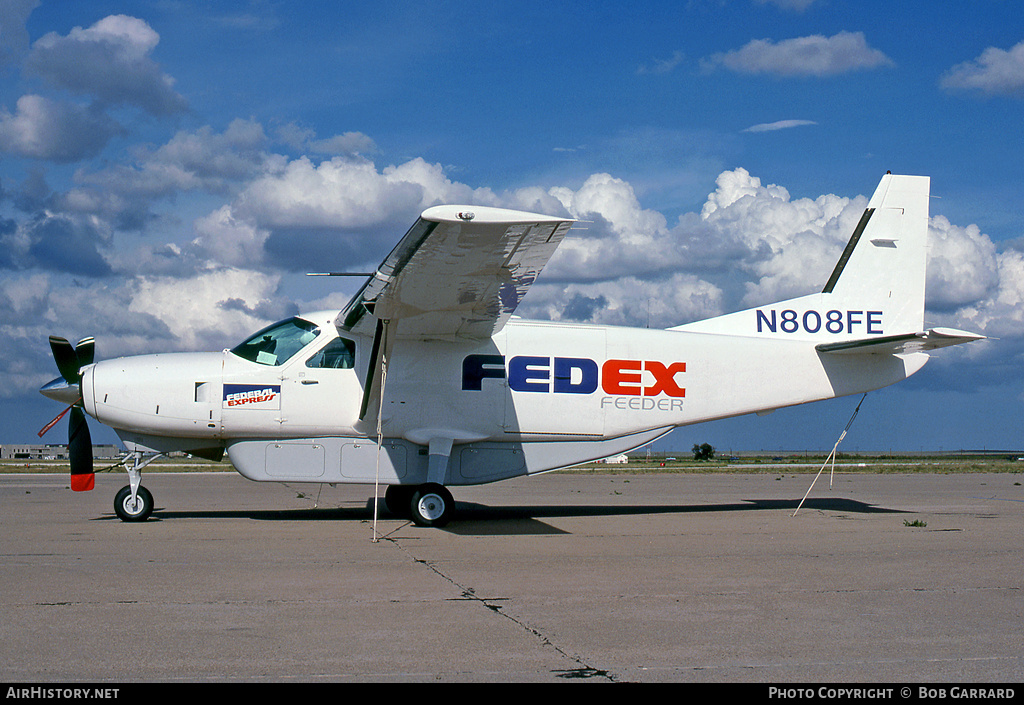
[793,394,867,517]
[372,321,389,542]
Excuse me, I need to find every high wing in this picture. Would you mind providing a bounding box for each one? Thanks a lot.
[334,205,574,423]
[336,205,575,341]
[816,327,986,355]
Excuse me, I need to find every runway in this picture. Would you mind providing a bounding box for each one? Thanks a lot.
[1,471,1022,683]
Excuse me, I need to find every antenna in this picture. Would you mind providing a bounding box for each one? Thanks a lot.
[306,272,374,277]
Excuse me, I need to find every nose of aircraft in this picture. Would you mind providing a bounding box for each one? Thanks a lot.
[40,376,82,405]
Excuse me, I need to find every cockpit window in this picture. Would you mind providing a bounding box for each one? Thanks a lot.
[306,337,356,369]
[230,318,320,366]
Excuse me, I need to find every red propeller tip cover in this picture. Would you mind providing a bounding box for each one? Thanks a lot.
[70,473,95,492]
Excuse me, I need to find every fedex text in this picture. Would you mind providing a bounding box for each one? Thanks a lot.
[463,354,685,398]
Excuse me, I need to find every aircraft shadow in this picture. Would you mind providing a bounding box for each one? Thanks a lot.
[446,497,906,535]
[99,496,905,536]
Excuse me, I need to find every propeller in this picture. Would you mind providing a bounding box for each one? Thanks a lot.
[39,336,96,492]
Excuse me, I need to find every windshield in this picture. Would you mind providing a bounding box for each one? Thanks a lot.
[230,318,320,366]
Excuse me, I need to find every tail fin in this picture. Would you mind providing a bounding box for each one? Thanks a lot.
[674,173,933,342]
[820,173,929,335]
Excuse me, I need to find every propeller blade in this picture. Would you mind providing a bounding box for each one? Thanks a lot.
[75,337,95,368]
[42,334,97,490]
[49,336,81,384]
[68,406,94,492]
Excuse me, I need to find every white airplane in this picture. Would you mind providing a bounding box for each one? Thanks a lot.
[40,173,985,526]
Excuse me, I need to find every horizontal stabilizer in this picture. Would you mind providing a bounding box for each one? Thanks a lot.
[816,327,986,355]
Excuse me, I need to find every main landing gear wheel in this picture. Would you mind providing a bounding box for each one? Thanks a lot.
[384,485,415,518]
[409,483,454,528]
[114,485,154,522]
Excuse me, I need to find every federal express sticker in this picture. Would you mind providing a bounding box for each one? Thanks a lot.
[223,384,281,410]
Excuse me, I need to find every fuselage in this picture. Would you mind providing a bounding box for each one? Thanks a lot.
[78,310,927,477]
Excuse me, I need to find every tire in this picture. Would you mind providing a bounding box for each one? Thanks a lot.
[114,485,154,522]
[409,483,454,528]
[384,485,414,518]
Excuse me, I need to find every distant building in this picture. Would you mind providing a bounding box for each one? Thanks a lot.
[599,454,629,464]
[1,444,121,460]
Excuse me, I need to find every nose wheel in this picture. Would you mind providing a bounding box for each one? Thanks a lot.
[114,485,153,522]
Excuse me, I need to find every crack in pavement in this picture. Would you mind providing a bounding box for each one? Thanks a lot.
[381,533,618,682]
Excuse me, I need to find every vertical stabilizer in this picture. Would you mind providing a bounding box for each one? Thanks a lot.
[821,173,929,335]
[673,173,931,341]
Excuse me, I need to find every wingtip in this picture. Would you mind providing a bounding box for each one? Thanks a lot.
[420,204,574,225]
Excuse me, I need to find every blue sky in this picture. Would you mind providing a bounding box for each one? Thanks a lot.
[2,0,1023,453]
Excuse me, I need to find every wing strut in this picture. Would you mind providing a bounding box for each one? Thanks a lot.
[360,317,385,421]
[371,318,391,543]
[792,393,867,516]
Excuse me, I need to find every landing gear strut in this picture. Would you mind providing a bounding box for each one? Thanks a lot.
[111,450,163,522]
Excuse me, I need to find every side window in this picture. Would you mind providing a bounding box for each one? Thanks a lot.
[306,337,357,369]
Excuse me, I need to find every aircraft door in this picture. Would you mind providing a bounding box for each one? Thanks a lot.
[279,336,363,435]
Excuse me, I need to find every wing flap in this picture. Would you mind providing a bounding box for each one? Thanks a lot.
[816,327,986,355]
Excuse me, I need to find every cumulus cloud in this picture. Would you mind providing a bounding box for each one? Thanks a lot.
[226,154,501,270]
[276,123,378,157]
[127,268,292,350]
[0,94,122,162]
[0,266,291,396]
[704,31,894,77]
[0,208,113,276]
[552,173,667,241]
[190,205,270,269]
[0,14,188,166]
[522,168,852,325]
[941,40,1024,97]
[0,272,172,396]
[925,216,1000,310]
[0,0,39,68]
[75,119,273,201]
[698,168,861,302]
[542,173,683,284]
[24,14,187,115]
[236,155,489,231]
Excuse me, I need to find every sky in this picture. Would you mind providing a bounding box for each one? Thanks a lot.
[1,0,1023,454]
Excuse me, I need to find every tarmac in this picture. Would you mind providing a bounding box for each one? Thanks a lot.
[1,470,1022,684]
